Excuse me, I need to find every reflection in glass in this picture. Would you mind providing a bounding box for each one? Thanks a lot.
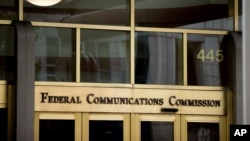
[40,120,75,141]
[135,0,232,30]
[35,27,75,82]
[135,32,183,85]
[188,122,219,141]
[141,121,173,141]
[0,25,15,81]
[81,29,130,83]
[239,0,242,32]
[24,0,130,25]
[89,120,123,141]
[187,34,226,86]
[0,0,17,20]
[0,109,7,141]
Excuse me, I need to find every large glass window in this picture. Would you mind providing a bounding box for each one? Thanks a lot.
[24,0,130,26]
[187,34,227,86]
[80,29,130,83]
[0,0,17,20]
[135,0,232,30]
[135,32,183,85]
[0,0,238,87]
[0,25,15,81]
[35,27,76,82]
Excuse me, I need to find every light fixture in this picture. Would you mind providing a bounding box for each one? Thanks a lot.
[26,0,62,7]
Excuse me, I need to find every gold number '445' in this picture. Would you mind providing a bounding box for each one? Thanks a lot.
[197,49,224,62]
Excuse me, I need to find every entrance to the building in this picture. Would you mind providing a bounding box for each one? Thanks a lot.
[132,114,226,141]
[35,112,227,141]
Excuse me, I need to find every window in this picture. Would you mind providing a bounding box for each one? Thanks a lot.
[81,29,130,83]
[0,0,17,20]
[187,34,228,86]
[135,32,183,85]
[35,27,76,82]
[0,25,15,81]
[0,0,237,87]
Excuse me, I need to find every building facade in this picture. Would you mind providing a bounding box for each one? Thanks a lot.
[0,0,246,141]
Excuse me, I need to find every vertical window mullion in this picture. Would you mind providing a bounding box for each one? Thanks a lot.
[234,0,239,31]
[76,28,81,82]
[183,33,188,86]
[130,0,135,84]
[19,0,24,21]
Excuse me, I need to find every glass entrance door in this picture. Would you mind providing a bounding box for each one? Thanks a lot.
[131,114,226,141]
[35,113,226,141]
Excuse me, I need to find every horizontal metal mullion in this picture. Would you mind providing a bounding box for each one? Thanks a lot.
[135,27,228,35]
[31,21,130,31]
[0,20,12,25]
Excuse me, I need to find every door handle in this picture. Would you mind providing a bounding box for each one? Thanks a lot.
[161,108,178,112]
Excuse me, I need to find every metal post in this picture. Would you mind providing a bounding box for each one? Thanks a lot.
[13,21,35,141]
[242,0,250,124]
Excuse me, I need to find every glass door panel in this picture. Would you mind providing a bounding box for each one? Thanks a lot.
[181,115,226,141]
[89,120,123,141]
[141,121,173,141]
[188,122,219,141]
[84,113,130,141]
[39,120,75,141]
[35,112,81,141]
[132,114,180,141]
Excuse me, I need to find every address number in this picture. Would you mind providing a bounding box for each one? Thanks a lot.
[197,49,224,62]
